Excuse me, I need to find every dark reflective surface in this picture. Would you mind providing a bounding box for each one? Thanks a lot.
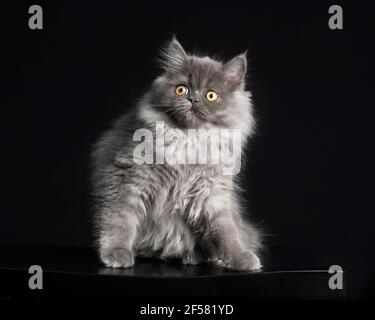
[0,244,322,277]
[0,245,345,298]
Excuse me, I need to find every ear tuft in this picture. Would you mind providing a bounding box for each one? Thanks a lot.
[223,53,247,89]
[159,36,188,73]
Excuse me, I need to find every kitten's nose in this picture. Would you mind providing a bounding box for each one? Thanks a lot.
[188,96,200,103]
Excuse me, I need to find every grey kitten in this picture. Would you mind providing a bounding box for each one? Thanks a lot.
[91,37,262,270]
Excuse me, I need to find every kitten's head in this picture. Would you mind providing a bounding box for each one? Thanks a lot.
[147,37,253,131]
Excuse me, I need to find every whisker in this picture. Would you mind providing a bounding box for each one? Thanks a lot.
[148,104,191,109]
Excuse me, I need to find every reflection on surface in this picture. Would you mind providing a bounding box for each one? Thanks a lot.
[1,244,319,278]
[96,258,234,277]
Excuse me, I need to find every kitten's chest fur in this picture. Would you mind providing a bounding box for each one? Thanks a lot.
[135,164,219,259]
[133,122,233,259]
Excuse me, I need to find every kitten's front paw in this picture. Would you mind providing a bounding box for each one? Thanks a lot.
[100,248,134,269]
[225,251,262,271]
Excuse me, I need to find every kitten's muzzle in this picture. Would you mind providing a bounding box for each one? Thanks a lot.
[188,96,200,103]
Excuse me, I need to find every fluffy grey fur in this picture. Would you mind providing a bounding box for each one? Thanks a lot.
[91,37,262,270]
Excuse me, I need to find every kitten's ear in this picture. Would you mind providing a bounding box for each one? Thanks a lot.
[223,53,247,89]
[159,36,188,73]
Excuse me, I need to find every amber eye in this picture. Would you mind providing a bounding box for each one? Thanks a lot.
[175,85,188,96]
[206,90,218,102]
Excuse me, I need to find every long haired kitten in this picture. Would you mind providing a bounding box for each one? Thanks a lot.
[91,37,262,270]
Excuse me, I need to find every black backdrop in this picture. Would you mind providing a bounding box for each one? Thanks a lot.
[2,0,373,298]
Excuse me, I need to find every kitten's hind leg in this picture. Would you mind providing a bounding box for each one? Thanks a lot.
[181,245,210,266]
[181,238,215,266]
[181,251,203,266]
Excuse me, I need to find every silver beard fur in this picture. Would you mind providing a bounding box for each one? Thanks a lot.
[91,37,263,270]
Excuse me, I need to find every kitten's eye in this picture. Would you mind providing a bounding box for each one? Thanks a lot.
[175,85,189,96]
[206,90,218,102]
